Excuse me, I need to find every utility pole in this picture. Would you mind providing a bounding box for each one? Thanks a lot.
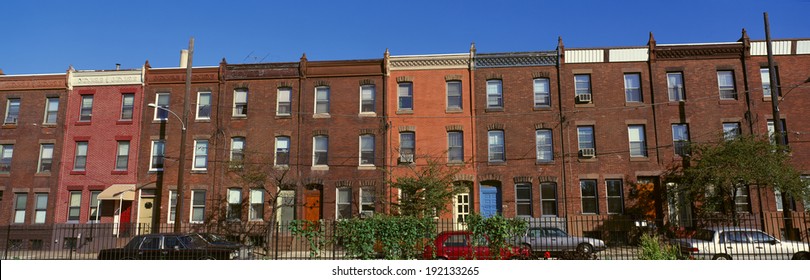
[764,13,794,240]
[174,37,194,233]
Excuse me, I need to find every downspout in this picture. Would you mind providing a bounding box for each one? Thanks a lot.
[555,37,569,227]
[298,54,307,219]
[214,59,226,225]
[647,33,666,225]
[382,49,390,214]
[468,43,478,211]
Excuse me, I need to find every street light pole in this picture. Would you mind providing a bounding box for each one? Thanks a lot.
[174,38,194,233]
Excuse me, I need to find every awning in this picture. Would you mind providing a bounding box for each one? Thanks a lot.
[97,184,136,201]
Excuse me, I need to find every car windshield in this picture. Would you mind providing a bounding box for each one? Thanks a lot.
[544,228,568,237]
[692,229,715,241]
[124,236,144,249]
[747,231,776,243]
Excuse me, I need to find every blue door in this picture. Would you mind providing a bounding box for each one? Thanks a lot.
[479,186,501,218]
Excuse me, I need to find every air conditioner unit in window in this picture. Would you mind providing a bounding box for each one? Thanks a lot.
[579,148,596,158]
[399,154,414,163]
[576,94,592,103]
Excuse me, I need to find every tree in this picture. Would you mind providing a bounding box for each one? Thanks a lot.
[387,157,468,218]
[665,135,807,224]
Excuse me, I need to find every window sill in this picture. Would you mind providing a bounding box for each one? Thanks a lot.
[275,115,292,119]
[274,165,290,170]
[0,173,9,177]
[445,108,463,114]
[357,165,377,170]
[533,106,552,111]
[74,121,92,126]
[41,123,58,128]
[574,103,595,108]
[190,170,207,174]
[34,172,52,177]
[70,171,86,175]
[312,114,331,119]
[231,115,248,120]
[151,120,168,124]
[194,118,211,123]
[629,157,649,162]
[667,101,685,106]
[311,165,329,171]
[485,108,504,113]
[2,124,18,129]
[358,112,377,117]
[718,99,738,105]
[577,158,597,163]
[535,160,555,165]
[396,110,413,115]
[111,170,128,175]
[487,161,507,166]
[624,102,644,107]
[116,120,134,125]
[446,162,465,167]
[148,169,164,174]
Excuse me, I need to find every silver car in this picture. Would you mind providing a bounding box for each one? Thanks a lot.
[517,227,607,256]
[671,227,810,260]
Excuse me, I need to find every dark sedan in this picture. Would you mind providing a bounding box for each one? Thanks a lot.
[98,233,251,260]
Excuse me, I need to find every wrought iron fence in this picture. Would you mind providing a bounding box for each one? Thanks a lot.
[2,212,808,260]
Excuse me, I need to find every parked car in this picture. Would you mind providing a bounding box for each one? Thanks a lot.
[423,231,530,260]
[97,233,252,260]
[515,227,607,257]
[670,227,810,260]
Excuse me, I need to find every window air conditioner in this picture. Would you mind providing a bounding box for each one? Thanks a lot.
[579,148,596,158]
[576,94,592,103]
[399,154,414,163]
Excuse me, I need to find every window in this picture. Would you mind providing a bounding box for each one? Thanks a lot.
[667,73,685,101]
[580,180,598,214]
[624,73,642,102]
[190,190,206,223]
[315,87,329,114]
[767,119,788,145]
[487,130,505,162]
[193,140,208,171]
[802,176,810,211]
[337,188,352,219]
[534,78,551,107]
[89,191,100,222]
[277,88,292,116]
[227,188,241,221]
[154,93,169,120]
[541,182,557,216]
[230,137,245,162]
[628,125,647,157]
[455,190,470,223]
[360,85,376,113]
[14,193,27,223]
[735,185,751,213]
[447,131,464,162]
[360,187,375,217]
[38,144,54,173]
[5,98,20,124]
[359,134,375,166]
[68,191,81,222]
[399,132,415,162]
[775,189,784,211]
[672,124,690,156]
[516,183,532,217]
[536,129,553,162]
[486,80,503,109]
[277,190,295,223]
[250,189,264,221]
[574,74,591,100]
[233,89,248,116]
[73,141,88,171]
[313,136,328,166]
[446,81,462,110]
[44,97,59,124]
[717,71,737,99]
[398,83,413,111]
[196,92,211,120]
[115,141,129,170]
[275,136,290,166]
[577,126,595,157]
[150,140,165,171]
[606,180,624,214]
[78,95,94,122]
[1,144,13,173]
[120,94,134,120]
[760,68,779,98]
[723,122,741,140]
[168,191,177,223]
[35,193,48,223]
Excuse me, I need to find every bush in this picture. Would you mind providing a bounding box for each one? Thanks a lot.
[637,233,680,260]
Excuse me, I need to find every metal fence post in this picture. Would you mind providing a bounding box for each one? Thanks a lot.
[274,222,279,260]
[69,224,75,260]
[4,225,10,260]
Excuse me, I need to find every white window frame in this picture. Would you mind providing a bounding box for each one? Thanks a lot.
[67,191,81,222]
[314,86,330,115]
[577,126,595,150]
[360,85,376,114]
[73,141,88,171]
[34,193,48,224]
[196,91,211,120]
[38,144,54,173]
[0,144,12,174]
[79,95,93,122]
[767,119,788,145]
[672,124,690,156]
[233,88,248,117]
[336,188,352,219]
[359,134,375,166]
[454,191,470,223]
[149,140,165,171]
[574,74,591,97]
[717,71,736,100]
[88,191,100,222]
[277,190,296,223]
[153,93,170,121]
[606,179,624,214]
[230,137,245,162]
[580,180,598,214]
[534,78,551,107]
[168,190,177,223]
[277,87,292,116]
[486,80,503,109]
[360,187,375,217]
[535,129,553,162]
[120,93,134,121]
[192,140,208,171]
[397,82,413,111]
[735,185,751,213]
[624,73,642,102]
[487,130,505,162]
[628,125,647,157]
[227,188,242,221]
[446,81,462,110]
[4,98,20,125]
[540,182,558,217]
[249,189,264,221]
[14,193,27,224]
[515,183,532,217]
[399,132,415,158]
[313,136,328,167]
[447,131,464,162]
[115,141,130,171]
[274,136,290,166]
[760,68,772,98]
[190,190,206,223]
[667,72,685,101]
[44,97,59,124]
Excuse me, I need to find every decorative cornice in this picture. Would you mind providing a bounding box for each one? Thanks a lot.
[399,125,416,132]
[312,129,328,136]
[0,75,66,90]
[656,44,743,60]
[390,54,469,70]
[513,176,533,184]
[69,70,143,89]
[148,71,218,84]
[445,124,463,131]
[335,180,353,187]
[479,173,502,182]
[224,63,299,80]
[487,123,505,130]
[475,52,557,68]
[445,74,462,81]
[359,128,376,135]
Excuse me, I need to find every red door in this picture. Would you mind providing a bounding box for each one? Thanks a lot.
[119,201,132,236]
[303,189,321,222]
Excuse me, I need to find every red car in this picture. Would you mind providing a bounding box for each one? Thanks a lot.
[423,231,530,260]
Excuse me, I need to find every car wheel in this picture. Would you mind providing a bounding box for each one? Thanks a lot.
[120,257,136,260]
[199,256,217,260]
[793,253,809,260]
[712,254,731,260]
[576,243,593,254]
[435,256,447,260]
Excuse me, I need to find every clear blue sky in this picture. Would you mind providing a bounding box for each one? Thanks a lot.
[2,0,809,74]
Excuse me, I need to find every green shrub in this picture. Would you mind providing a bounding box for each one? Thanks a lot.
[637,233,680,260]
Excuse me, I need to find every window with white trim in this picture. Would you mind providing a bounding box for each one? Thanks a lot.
[536,129,553,162]
[359,134,375,166]
[250,189,264,221]
[577,126,595,156]
[454,188,470,223]
[534,78,551,107]
[44,97,59,124]
[196,92,211,120]
[14,193,27,223]
[360,187,375,217]
[230,137,245,163]
[360,85,375,113]
[38,144,54,173]
[0,144,12,173]
[767,119,788,146]
[447,131,463,162]
[120,94,134,121]
[168,190,177,223]
[624,73,642,102]
[574,74,591,100]
[227,188,241,221]
[667,72,685,101]
[628,125,647,157]
[487,130,505,162]
[190,190,206,223]
[723,122,741,140]
[89,191,100,222]
[115,141,129,171]
[233,89,248,117]
[275,136,290,166]
[486,80,502,109]
[277,88,292,116]
[398,83,413,111]
[313,135,328,166]
[399,132,415,162]
[79,95,93,122]
[717,71,737,100]
[606,179,624,214]
[67,191,81,222]
[277,190,295,223]
[73,141,88,171]
[337,188,352,219]
[516,183,532,217]
[315,86,329,114]
[154,93,169,121]
[150,140,165,171]
[193,140,208,171]
[760,68,779,98]
[446,81,462,110]
[581,180,598,214]
[672,124,690,156]
[4,98,20,124]
[541,182,557,216]
[735,185,751,213]
[34,193,47,224]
